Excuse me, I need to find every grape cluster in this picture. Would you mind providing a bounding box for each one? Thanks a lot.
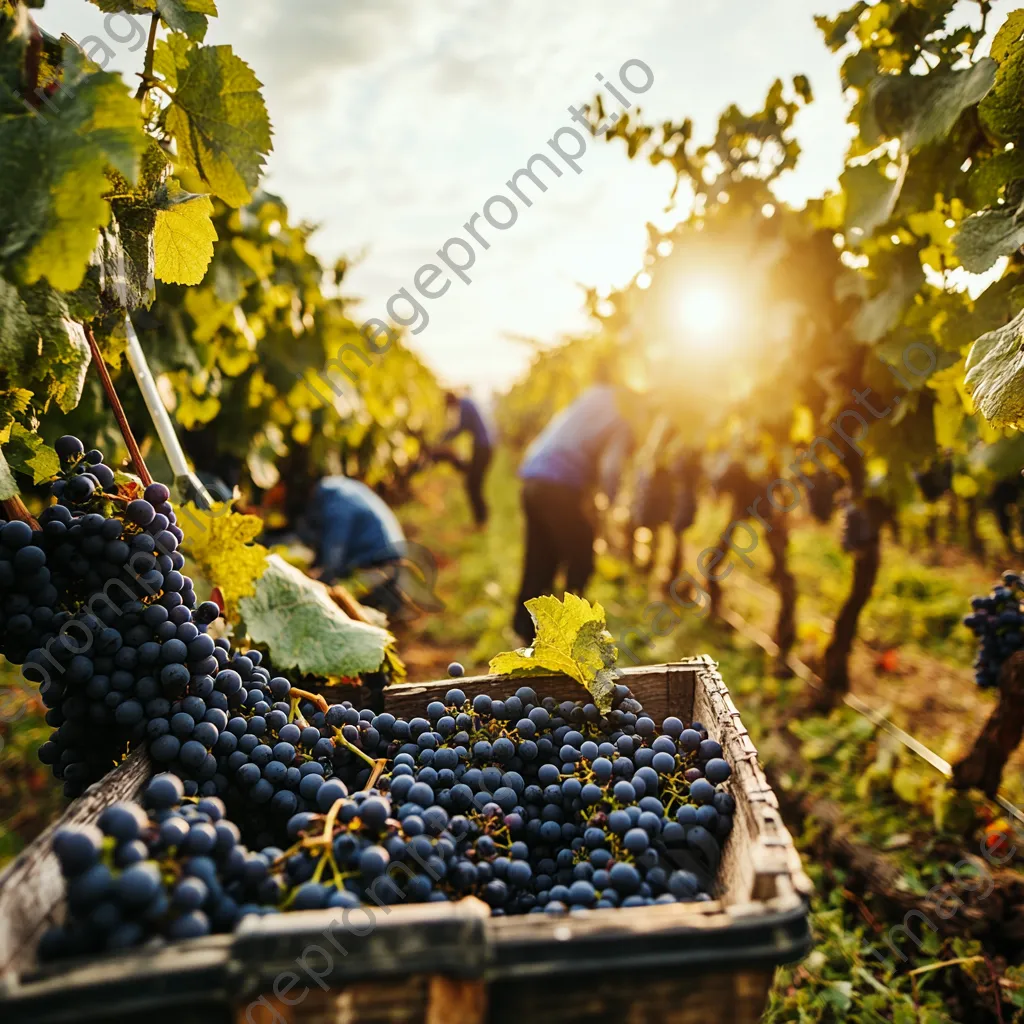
[0,519,61,666]
[805,471,842,524]
[40,774,256,959]
[914,459,952,503]
[841,504,875,553]
[0,436,194,669]
[371,683,733,913]
[41,681,738,957]
[963,571,1024,689]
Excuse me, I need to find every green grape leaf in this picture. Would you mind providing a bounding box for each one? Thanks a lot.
[0,450,17,502]
[841,159,899,241]
[992,10,1024,64]
[21,284,92,412]
[964,308,1024,426]
[156,0,217,41]
[968,150,1024,207]
[851,247,924,345]
[238,555,393,679]
[101,143,172,311]
[488,594,620,712]
[980,11,1024,138]
[815,2,869,51]
[159,40,273,207]
[0,277,35,369]
[862,59,996,153]
[0,389,33,444]
[85,0,217,41]
[955,202,1024,274]
[0,279,92,412]
[153,181,218,285]
[96,217,154,311]
[3,423,59,484]
[0,42,148,292]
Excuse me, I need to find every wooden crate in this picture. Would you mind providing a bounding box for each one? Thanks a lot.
[0,658,812,1024]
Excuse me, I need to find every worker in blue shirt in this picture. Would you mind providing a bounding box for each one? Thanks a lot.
[514,383,635,641]
[301,476,408,613]
[440,391,495,526]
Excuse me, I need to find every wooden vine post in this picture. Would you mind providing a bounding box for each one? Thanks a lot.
[952,650,1024,797]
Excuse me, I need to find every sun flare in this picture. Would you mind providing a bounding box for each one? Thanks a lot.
[677,282,734,341]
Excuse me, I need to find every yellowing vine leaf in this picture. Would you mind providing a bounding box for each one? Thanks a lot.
[154,181,218,285]
[489,594,620,711]
[180,502,268,614]
[159,39,273,207]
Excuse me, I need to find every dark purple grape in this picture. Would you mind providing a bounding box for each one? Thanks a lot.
[126,500,155,527]
[144,483,171,506]
[55,436,85,462]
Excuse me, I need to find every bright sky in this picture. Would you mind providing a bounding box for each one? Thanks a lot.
[38,1,900,394]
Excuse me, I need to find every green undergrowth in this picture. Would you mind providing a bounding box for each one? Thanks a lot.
[0,658,63,866]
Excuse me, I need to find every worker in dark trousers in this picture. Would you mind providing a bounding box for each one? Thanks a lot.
[514,384,635,642]
[440,391,495,527]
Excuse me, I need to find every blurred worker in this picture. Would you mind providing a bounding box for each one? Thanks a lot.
[514,381,635,641]
[440,391,495,527]
[300,476,409,615]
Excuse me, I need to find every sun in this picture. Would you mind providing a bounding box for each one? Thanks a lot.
[677,282,734,342]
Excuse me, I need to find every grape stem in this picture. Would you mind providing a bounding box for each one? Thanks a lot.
[365,757,388,791]
[290,687,329,714]
[332,727,377,769]
[84,326,153,486]
[134,15,160,101]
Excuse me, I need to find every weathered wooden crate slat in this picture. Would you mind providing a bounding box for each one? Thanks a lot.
[0,658,812,1024]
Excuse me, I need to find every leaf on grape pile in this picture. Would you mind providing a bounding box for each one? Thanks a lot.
[488,594,620,712]
[153,181,218,285]
[955,203,1024,274]
[3,423,59,484]
[158,39,273,207]
[0,42,148,292]
[180,502,268,613]
[964,308,1024,426]
[861,59,996,153]
[239,555,393,679]
[980,11,1024,139]
[0,450,17,502]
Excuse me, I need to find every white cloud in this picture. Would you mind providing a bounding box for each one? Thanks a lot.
[36,0,854,392]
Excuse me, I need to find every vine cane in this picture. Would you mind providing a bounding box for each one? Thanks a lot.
[84,326,153,487]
